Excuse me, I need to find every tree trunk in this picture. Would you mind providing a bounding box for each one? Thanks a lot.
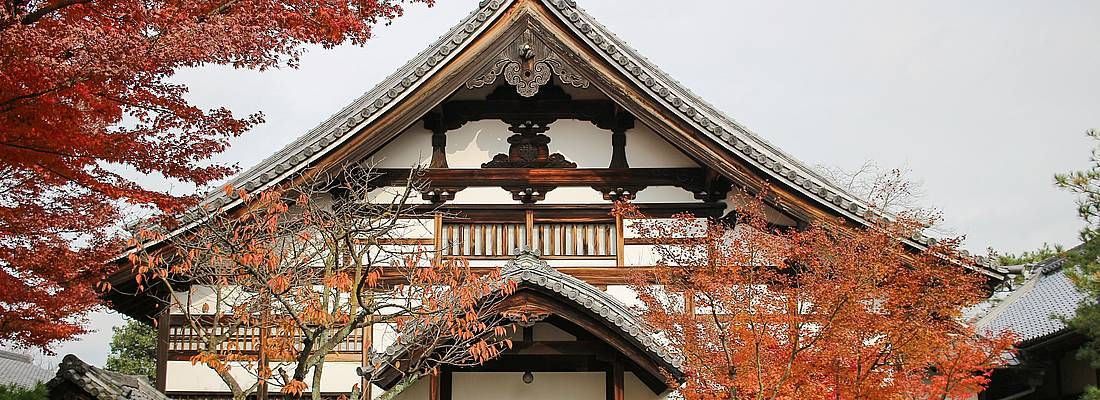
[311,359,325,400]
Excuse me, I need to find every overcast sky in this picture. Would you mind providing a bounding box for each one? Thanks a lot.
[36,0,1100,369]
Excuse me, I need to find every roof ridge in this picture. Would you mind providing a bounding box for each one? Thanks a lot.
[548,1,875,218]
[0,349,32,363]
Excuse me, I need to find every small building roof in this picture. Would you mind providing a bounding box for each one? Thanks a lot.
[375,249,682,390]
[47,355,167,400]
[976,257,1089,345]
[0,350,52,389]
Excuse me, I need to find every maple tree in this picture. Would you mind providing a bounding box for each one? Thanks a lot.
[620,194,1016,400]
[0,0,433,349]
[130,165,515,400]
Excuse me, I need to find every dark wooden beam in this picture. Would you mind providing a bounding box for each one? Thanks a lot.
[374,168,705,190]
[155,308,169,392]
[440,99,618,131]
[606,358,624,400]
[440,368,452,400]
[430,371,441,400]
[424,113,448,169]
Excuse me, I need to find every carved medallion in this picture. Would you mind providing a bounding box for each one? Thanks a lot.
[482,120,577,169]
[467,28,590,98]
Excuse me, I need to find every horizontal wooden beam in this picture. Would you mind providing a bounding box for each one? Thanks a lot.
[374,168,704,189]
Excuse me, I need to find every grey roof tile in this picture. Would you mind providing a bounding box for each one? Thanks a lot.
[47,355,168,400]
[119,0,1003,279]
[977,258,1089,343]
[375,249,682,377]
[0,350,52,389]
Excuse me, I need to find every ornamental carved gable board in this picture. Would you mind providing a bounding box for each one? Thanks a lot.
[102,1,979,399]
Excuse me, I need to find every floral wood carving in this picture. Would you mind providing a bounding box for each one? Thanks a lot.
[467,28,590,97]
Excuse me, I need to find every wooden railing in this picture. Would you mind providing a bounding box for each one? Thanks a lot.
[532,222,616,258]
[167,324,364,354]
[440,223,527,259]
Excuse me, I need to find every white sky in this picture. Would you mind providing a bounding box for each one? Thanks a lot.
[37,0,1100,369]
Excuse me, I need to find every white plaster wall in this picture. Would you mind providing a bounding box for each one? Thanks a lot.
[723,192,798,227]
[445,120,511,168]
[452,372,604,400]
[367,186,430,205]
[625,125,699,168]
[367,117,699,171]
[545,119,613,168]
[388,218,435,239]
[625,372,665,400]
[623,244,661,267]
[371,323,399,353]
[170,285,248,315]
[605,285,644,308]
[165,361,257,392]
[449,187,515,204]
[632,186,700,204]
[541,187,609,204]
[546,259,616,268]
[367,126,431,169]
[531,322,576,341]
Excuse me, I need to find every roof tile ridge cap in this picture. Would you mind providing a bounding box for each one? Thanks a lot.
[221,1,502,186]
[171,1,511,219]
[499,249,678,365]
[555,2,877,215]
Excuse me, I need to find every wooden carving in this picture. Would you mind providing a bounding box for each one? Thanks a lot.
[482,120,576,169]
[467,28,590,97]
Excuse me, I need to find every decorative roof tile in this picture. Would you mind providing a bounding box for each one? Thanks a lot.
[47,355,167,400]
[375,249,682,376]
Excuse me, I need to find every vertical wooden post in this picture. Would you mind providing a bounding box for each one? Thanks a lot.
[258,324,269,400]
[605,359,624,400]
[608,111,633,169]
[155,308,170,393]
[525,210,535,251]
[441,369,453,400]
[361,324,372,399]
[430,370,441,400]
[433,213,443,266]
[614,214,625,267]
[424,113,448,169]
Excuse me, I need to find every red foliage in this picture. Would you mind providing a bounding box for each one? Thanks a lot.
[619,194,1017,400]
[0,0,430,349]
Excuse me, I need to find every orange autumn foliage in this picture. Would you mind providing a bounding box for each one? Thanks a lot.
[131,166,514,398]
[619,195,1016,400]
[1,0,433,349]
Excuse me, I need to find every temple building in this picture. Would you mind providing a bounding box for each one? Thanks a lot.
[102,0,1007,399]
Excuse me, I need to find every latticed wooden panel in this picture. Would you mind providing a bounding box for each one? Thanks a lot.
[167,325,364,353]
[440,222,616,259]
[533,223,616,258]
[440,223,527,258]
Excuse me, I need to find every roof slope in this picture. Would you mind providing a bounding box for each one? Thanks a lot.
[375,249,682,386]
[0,350,53,389]
[161,0,886,243]
[977,257,1089,344]
[47,354,167,400]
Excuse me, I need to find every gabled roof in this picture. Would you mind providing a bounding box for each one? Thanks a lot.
[375,249,683,389]
[47,355,167,400]
[976,256,1088,344]
[154,0,891,247]
[0,350,52,389]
